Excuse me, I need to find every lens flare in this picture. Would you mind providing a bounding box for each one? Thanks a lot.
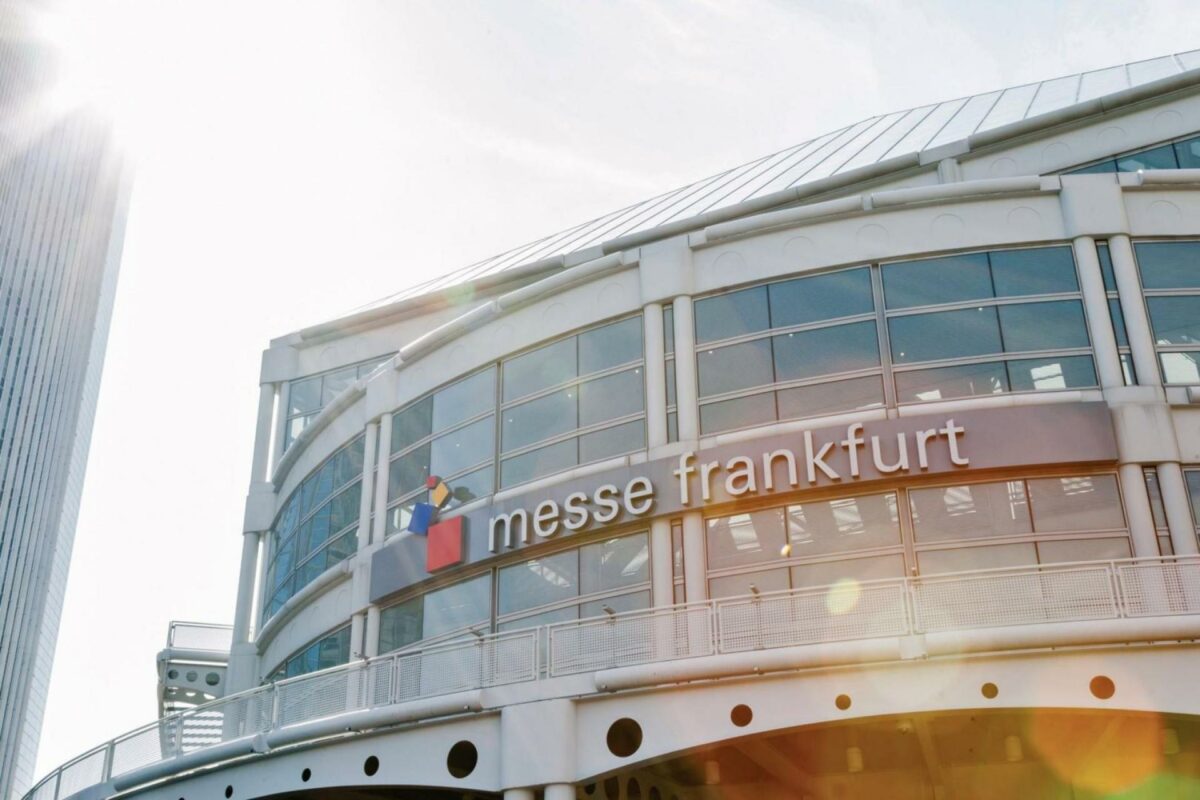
[825,577,861,614]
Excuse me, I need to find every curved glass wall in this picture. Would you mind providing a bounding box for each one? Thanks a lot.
[285,357,389,451]
[1134,241,1200,383]
[262,436,365,623]
[1065,132,1200,174]
[886,246,1096,402]
[265,625,351,683]
[705,473,1130,598]
[694,266,885,435]
[385,316,647,532]
[377,531,650,653]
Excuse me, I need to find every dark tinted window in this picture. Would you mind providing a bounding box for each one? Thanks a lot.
[883,252,992,309]
[889,307,1002,363]
[1135,242,1200,289]
[768,268,873,327]
[695,286,769,343]
[989,247,1078,297]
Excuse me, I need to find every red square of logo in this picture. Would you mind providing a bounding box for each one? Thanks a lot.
[426,516,465,573]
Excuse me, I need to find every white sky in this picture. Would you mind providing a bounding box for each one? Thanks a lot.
[32,0,1200,778]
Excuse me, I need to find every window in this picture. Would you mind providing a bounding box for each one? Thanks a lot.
[265,626,351,682]
[497,532,650,629]
[386,368,497,535]
[705,492,904,598]
[910,475,1130,574]
[284,357,389,450]
[378,573,493,653]
[1134,241,1200,383]
[694,267,884,435]
[1142,468,1172,555]
[263,437,365,623]
[1096,243,1136,384]
[1063,132,1200,175]
[664,305,678,442]
[499,317,646,487]
[886,246,1098,403]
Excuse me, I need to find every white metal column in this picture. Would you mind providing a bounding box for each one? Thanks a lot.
[643,302,667,449]
[1157,461,1199,555]
[357,421,379,552]
[682,510,707,601]
[650,517,673,606]
[672,295,700,443]
[1120,463,1162,557]
[1073,236,1124,389]
[371,413,393,546]
[1108,235,1161,387]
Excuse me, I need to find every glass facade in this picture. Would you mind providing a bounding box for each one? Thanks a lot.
[1097,242,1136,384]
[265,626,351,683]
[1134,241,1200,383]
[378,532,650,653]
[886,247,1097,403]
[705,473,1130,597]
[263,436,365,623]
[1065,133,1200,175]
[285,357,389,450]
[694,267,885,434]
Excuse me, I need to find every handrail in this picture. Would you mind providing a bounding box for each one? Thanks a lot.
[28,555,1200,800]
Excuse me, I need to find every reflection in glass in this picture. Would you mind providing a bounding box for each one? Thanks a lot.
[503,337,576,402]
[997,300,1089,352]
[895,362,1007,402]
[578,368,643,427]
[499,550,579,615]
[889,306,1002,363]
[786,493,900,556]
[1135,242,1200,290]
[706,509,787,570]
[1148,296,1200,345]
[1036,537,1130,563]
[579,419,645,462]
[917,542,1037,574]
[772,321,879,381]
[767,268,873,327]
[502,390,577,453]
[694,286,770,343]
[989,247,1078,297]
[579,316,642,375]
[1007,356,1096,392]
[500,439,577,488]
[1027,475,1125,532]
[790,554,905,589]
[423,573,492,639]
[909,481,1031,542]
[883,252,992,309]
[697,338,773,396]
[776,376,884,421]
[699,393,776,435]
[1161,352,1200,384]
[580,534,650,594]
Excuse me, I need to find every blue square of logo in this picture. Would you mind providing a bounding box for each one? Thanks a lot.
[408,502,435,535]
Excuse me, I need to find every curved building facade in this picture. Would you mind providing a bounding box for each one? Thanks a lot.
[30,51,1200,799]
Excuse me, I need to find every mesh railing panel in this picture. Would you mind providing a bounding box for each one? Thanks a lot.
[110,717,180,777]
[1119,560,1200,616]
[276,667,363,727]
[56,748,107,798]
[717,581,909,653]
[549,606,714,676]
[167,623,234,651]
[483,630,539,686]
[365,658,393,707]
[912,566,1118,633]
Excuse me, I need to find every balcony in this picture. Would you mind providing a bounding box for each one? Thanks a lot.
[27,556,1200,800]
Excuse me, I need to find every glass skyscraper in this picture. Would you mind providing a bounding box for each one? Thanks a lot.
[0,7,131,799]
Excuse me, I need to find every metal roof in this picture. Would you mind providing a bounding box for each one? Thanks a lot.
[362,49,1200,312]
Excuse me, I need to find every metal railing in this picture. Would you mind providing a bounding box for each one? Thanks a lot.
[27,555,1200,800]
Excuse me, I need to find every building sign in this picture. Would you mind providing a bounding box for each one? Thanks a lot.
[371,402,1117,602]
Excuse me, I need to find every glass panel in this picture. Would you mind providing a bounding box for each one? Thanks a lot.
[1160,536,1175,556]
[1136,242,1200,289]
[663,306,675,354]
[767,267,874,327]
[697,338,774,396]
[1007,355,1097,391]
[316,628,350,671]
[499,550,578,615]
[579,368,644,427]
[989,247,1078,297]
[1037,537,1131,563]
[706,509,787,570]
[321,367,357,405]
[286,415,313,448]
[1117,144,1179,172]
[500,439,577,487]
[786,493,900,557]
[1097,244,1116,292]
[379,596,422,653]
[392,396,433,454]
[895,361,1008,402]
[776,376,884,421]
[431,416,494,478]
[289,377,321,415]
[666,412,678,443]
[1069,160,1117,175]
[708,567,789,599]
[580,590,650,619]
[665,359,676,406]
[998,300,1089,352]
[498,605,577,631]
[433,368,495,433]
[1108,298,1128,347]
[772,321,879,381]
[1121,353,1136,386]
[389,443,431,501]
[1027,475,1125,532]
[579,317,643,375]
[1175,137,1200,170]
[699,393,776,435]
[790,555,906,589]
[503,337,577,402]
[910,481,1032,542]
[882,253,992,309]
[1147,296,1200,345]
[443,466,493,508]
[694,286,770,343]
[423,573,492,639]
[579,419,645,463]
[1161,352,1200,384]
[889,307,1002,363]
[1186,470,1200,526]
[502,389,577,453]
[580,533,650,594]
[326,529,357,564]
[917,542,1038,574]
